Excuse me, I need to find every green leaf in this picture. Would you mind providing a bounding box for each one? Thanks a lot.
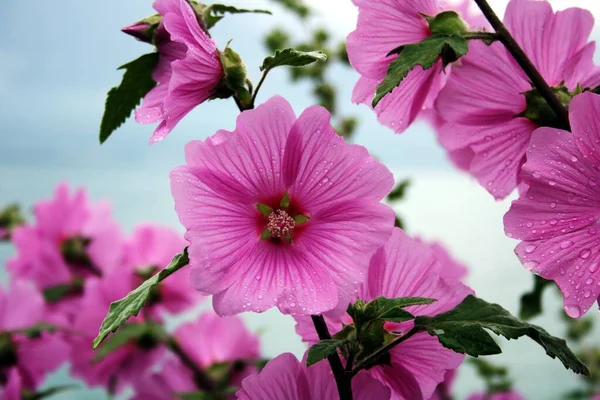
[373,296,436,309]
[99,53,159,144]
[519,275,553,320]
[22,385,79,400]
[260,48,327,72]
[92,249,189,349]
[203,4,271,30]
[387,180,411,201]
[93,322,164,362]
[307,339,346,366]
[12,322,58,338]
[426,11,468,36]
[373,35,467,107]
[414,295,590,375]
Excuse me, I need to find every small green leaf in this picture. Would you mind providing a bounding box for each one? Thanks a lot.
[414,295,590,375]
[99,53,159,144]
[373,296,436,309]
[256,203,273,217]
[280,192,290,209]
[203,4,271,30]
[378,308,415,323]
[387,180,411,202]
[519,275,553,320]
[22,385,79,400]
[93,249,189,349]
[373,35,468,107]
[307,339,347,366]
[260,48,327,72]
[294,215,309,225]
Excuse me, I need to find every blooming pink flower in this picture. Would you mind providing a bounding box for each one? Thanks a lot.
[122,224,202,320]
[419,239,468,281]
[170,96,395,316]
[347,0,484,134]
[435,0,600,199]
[236,352,391,400]
[134,0,224,144]
[294,228,473,400]
[8,183,122,290]
[69,270,165,393]
[132,312,261,399]
[468,391,525,400]
[0,281,69,393]
[504,92,600,318]
[429,369,457,400]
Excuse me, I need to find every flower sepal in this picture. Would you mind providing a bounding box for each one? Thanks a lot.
[121,14,162,44]
[214,46,252,108]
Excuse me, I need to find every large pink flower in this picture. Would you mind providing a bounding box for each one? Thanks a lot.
[122,223,202,321]
[236,353,391,400]
[7,183,122,316]
[170,96,395,316]
[132,312,261,400]
[468,391,525,400]
[69,270,165,393]
[294,228,473,400]
[0,281,69,393]
[504,92,600,318]
[134,0,224,144]
[435,0,600,199]
[347,0,484,134]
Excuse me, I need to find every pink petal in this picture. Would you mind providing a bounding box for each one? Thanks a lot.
[369,363,423,400]
[564,42,600,90]
[17,333,70,388]
[346,0,435,79]
[353,66,444,134]
[1,369,22,400]
[570,92,600,165]
[236,353,309,400]
[435,41,528,126]
[0,281,45,331]
[131,359,195,400]
[283,105,394,209]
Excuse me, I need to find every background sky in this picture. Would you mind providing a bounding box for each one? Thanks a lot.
[1,0,600,399]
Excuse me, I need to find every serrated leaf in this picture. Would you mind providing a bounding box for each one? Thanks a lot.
[307,339,346,366]
[93,249,189,348]
[414,295,589,375]
[260,48,327,72]
[387,180,411,202]
[373,35,467,107]
[94,322,164,362]
[99,53,159,144]
[203,4,271,30]
[519,275,553,320]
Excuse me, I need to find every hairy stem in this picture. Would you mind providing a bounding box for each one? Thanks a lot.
[473,0,570,129]
[351,328,418,377]
[166,336,218,392]
[311,315,353,400]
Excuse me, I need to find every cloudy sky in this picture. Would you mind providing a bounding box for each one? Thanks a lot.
[1,0,600,398]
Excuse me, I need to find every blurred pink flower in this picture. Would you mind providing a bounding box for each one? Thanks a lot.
[236,353,391,400]
[429,369,457,400]
[294,228,473,400]
[504,92,600,318]
[468,391,525,400]
[132,312,261,399]
[435,0,600,199]
[8,183,122,302]
[69,270,165,393]
[418,239,469,281]
[347,0,484,134]
[0,281,69,393]
[0,369,23,400]
[134,0,223,144]
[170,96,395,316]
[122,224,202,321]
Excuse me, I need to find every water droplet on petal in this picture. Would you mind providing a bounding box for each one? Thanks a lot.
[560,240,574,249]
[525,244,537,253]
[564,304,582,318]
[524,260,539,270]
[580,249,591,259]
[590,263,600,273]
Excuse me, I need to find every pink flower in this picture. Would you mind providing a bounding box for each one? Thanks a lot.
[504,92,600,318]
[294,228,473,400]
[468,391,525,400]
[347,0,483,134]
[429,369,457,400]
[236,353,391,400]
[0,281,69,393]
[69,270,165,393]
[170,96,395,316]
[122,224,202,321]
[435,0,600,199]
[132,312,261,400]
[134,0,224,144]
[8,183,122,317]
[419,239,468,281]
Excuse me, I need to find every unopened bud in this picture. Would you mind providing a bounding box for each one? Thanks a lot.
[0,204,25,241]
[121,14,162,44]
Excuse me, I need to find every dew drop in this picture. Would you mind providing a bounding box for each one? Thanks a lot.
[579,249,591,259]
[525,244,536,253]
[550,202,557,209]
[560,240,574,249]
[524,260,539,270]
[564,304,582,318]
[591,263,600,273]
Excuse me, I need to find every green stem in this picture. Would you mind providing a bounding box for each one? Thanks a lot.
[250,69,269,108]
[463,31,498,41]
[351,328,419,377]
[473,0,570,130]
[311,315,353,400]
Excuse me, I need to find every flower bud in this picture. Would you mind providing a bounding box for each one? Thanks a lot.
[121,14,162,44]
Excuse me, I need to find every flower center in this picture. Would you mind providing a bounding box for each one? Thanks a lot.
[267,209,295,239]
